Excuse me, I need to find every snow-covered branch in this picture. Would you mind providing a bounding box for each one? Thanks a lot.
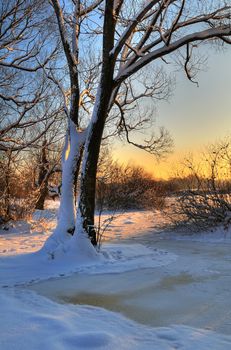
[115,25,231,84]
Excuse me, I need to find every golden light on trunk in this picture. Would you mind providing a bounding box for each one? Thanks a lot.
[65,141,70,161]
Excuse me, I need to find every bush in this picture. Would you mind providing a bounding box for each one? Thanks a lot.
[169,139,231,231]
[96,153,167,211]
[0,151,37,222]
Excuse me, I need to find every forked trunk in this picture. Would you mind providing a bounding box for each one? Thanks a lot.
[43,122,86,252]
[74,1,116,246]
[76,112,105,246]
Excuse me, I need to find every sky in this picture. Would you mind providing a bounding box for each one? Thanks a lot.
[112,47,231,180]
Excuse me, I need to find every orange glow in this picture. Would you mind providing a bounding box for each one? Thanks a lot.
[65,141,70,161]
[112,145,180,180]
[113,143,231,181]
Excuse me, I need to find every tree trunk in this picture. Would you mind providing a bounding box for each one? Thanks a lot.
[76,106,111,245]
[57,125,84,236]
[35,141,49,210]
[75,1,116,245]
[4,154,11,219]
[43,122,86,252]
[35,182,48,210]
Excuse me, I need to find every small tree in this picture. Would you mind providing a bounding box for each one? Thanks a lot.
[0,150,36,222]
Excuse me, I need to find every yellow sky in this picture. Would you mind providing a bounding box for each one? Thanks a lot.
[113,49,231,180]
[112,144,186,179]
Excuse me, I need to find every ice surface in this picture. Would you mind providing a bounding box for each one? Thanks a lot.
[30,239,231,336]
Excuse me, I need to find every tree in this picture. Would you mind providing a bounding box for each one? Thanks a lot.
[0,0,60,152]
[34,126,63,211]
[74,0,231,252]
[44,0,173,251]
[2,1,231,256]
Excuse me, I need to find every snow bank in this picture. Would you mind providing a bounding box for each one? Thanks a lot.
[1,289,231,350]
[165,225,231,243]
[0,243,176,287]
[0,209,158,256]
[0,220,31,236]
[0,219,51,256]
[2,207,230,258]
[32,209,57,221]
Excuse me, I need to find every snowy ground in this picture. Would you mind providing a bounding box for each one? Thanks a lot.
[1,200,231,349]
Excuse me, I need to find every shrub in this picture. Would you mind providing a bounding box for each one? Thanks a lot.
[169,139,231,231]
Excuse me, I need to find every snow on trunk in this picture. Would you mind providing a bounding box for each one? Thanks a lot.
[43,122,87,253]
[53,213,99,261]
[58,216,99,264]
[74,66,115,247]
[72,4,117,247]
[74,87,102,246]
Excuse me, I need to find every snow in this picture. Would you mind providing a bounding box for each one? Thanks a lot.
[1,288,231,350]
[0,204,166,256]
[30,239,231,336]
[0,239,176,287]
[49,123,87,249]
[163,226,231,243]
[1,203,231,349]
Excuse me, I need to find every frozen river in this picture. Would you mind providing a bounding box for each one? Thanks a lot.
[30,236,231,336]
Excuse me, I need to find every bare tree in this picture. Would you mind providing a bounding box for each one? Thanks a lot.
[0,1,66,220]
[0,149,35,222]
[0,0,60,152]
[2,1,230,256]
[74,0,231,251]
[43,0,173,251]
[33,125,63,210]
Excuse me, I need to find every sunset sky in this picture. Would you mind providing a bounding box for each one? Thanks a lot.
[113,48,231,179]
